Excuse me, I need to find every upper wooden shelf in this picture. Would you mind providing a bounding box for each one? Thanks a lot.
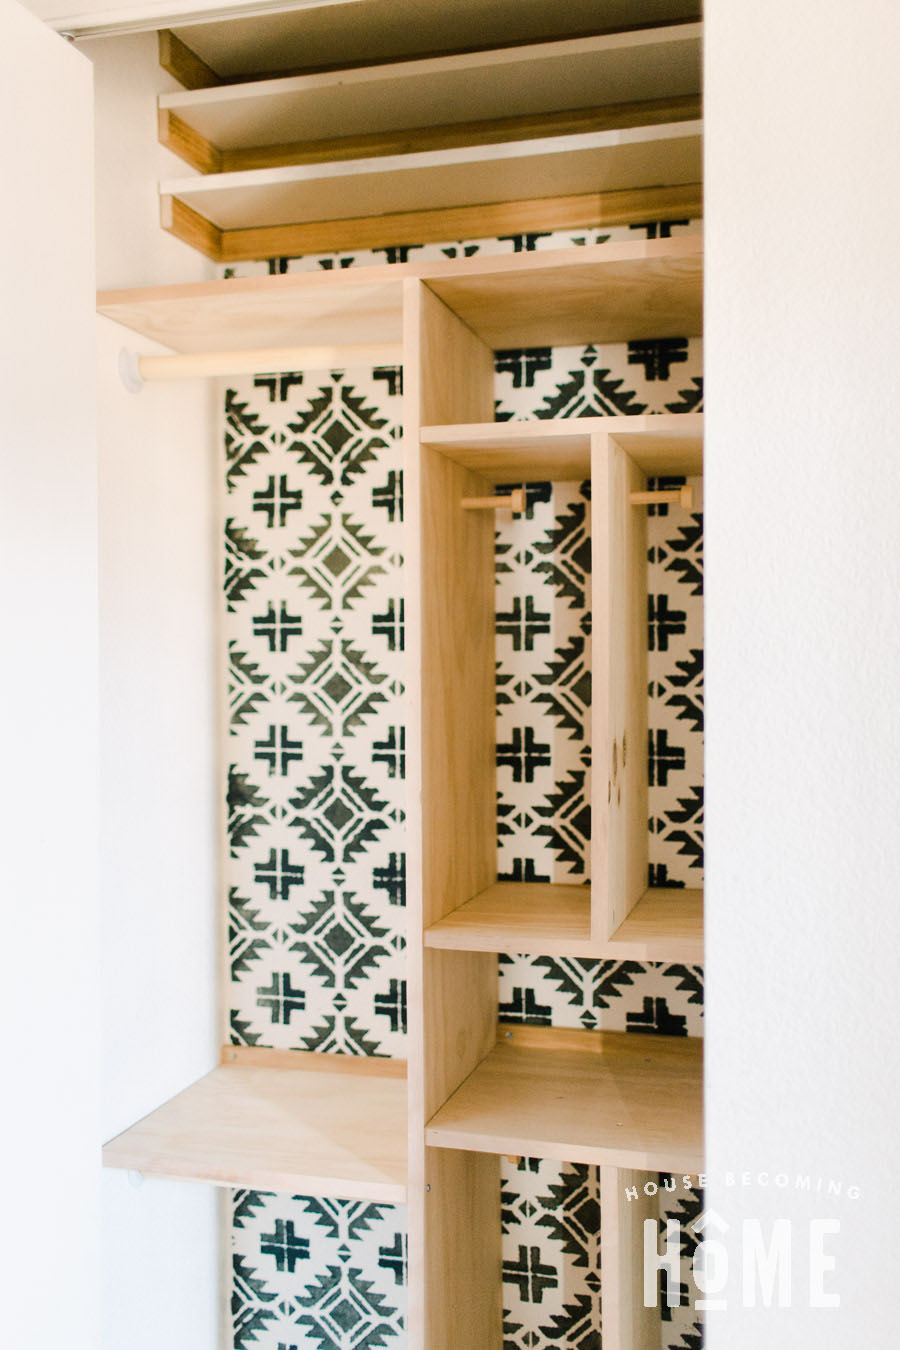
[166,3,700,84]
[160,121,701,233]
[98,237,703,354]
[425,1025,703,1173]
[424,882,703,962]
[159,26,700,165]
[420,412,703,479]
[102,1047,407,1203]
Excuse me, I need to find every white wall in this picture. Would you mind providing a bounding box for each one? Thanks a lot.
[97,318,221,1350]
[83,31,222,1350]
[80,29,215,290]
[705,1,900,1342]
[0,4,99,1347]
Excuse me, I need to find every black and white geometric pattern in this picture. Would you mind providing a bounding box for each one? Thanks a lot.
[232,1190,407,1349]
[226,366,407,1059]
[223,219,704,1350]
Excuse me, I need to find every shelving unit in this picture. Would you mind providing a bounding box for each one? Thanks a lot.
[156,20,702,260]
[102,235,704,1349]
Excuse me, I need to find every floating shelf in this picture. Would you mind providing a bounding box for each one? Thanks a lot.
[420,412,703,480]
[159,27,700,182]
[425,1025,703,1173]
[423,882,703,962]
[164,4,701,85]
[102,1047,408,1202]
[98,237,703,353]
[160,122,701,233]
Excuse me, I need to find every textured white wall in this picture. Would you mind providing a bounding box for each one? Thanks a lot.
[705,1,900,1342]
[0,4,99,1346]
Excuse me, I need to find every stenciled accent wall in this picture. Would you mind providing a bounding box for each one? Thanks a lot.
[223,220,704,1350]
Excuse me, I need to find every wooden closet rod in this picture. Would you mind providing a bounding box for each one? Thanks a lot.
[119,341,403,390]
[461,489,527,513]
[630,485,694,508]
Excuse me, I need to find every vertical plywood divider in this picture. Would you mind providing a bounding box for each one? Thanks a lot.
[404,278,502,1349]
[600,1166,659,1350]
[592,432,649,939]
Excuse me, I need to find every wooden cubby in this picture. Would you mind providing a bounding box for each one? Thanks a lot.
[100,236,704,1349]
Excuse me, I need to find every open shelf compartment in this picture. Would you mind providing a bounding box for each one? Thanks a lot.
[102,1046,408,1202]
[416,411,703,962]
[425,1024,703,1173]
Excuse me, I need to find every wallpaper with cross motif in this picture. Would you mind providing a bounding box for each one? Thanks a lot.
[223,219,703,1350]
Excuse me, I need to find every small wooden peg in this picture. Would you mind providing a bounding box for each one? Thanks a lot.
[461,488,526,513]
[629,485,694,509]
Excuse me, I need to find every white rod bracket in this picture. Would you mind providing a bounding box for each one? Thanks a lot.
[119,348,144,394]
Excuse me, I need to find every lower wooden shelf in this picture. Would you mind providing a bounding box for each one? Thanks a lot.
[102,1046,408,1203]
[425,1025,702,1174]
[424,881,703,962]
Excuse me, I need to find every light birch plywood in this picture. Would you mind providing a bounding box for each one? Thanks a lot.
[594,432,649,940]
[98,269,405,352]
[160,122,702,231]
[427,236,703,348]
[102,1050,408,1202]
[158,27,700,150]
[426,1026,703,1174]
[207,97,702,176]
[421,1148,502,1350]
[97,237,702,353]
[600,1166,660,1350]
[164,5,700,84]
[608,886,704,962]
[420,412,703,480]
[403,277,501,1350]
[215,182,703,264]
[423,883,703,961]
[425,882,594,954]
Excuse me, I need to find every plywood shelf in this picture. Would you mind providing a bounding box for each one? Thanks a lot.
[160,121,701,237]
[608,886,703,962]
[159,27,700,159]
[98,236,703,354]
[164,4,700,86]
[102,1047,408,1203]
[425,1025,703,1173]
[420,412,703,480]
[425,882,594,954]
[423,882,703,961]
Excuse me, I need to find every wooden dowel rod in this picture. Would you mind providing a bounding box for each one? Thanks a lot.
[130,340,403,384]
[629,485,694,508]
[461,488,526,513]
